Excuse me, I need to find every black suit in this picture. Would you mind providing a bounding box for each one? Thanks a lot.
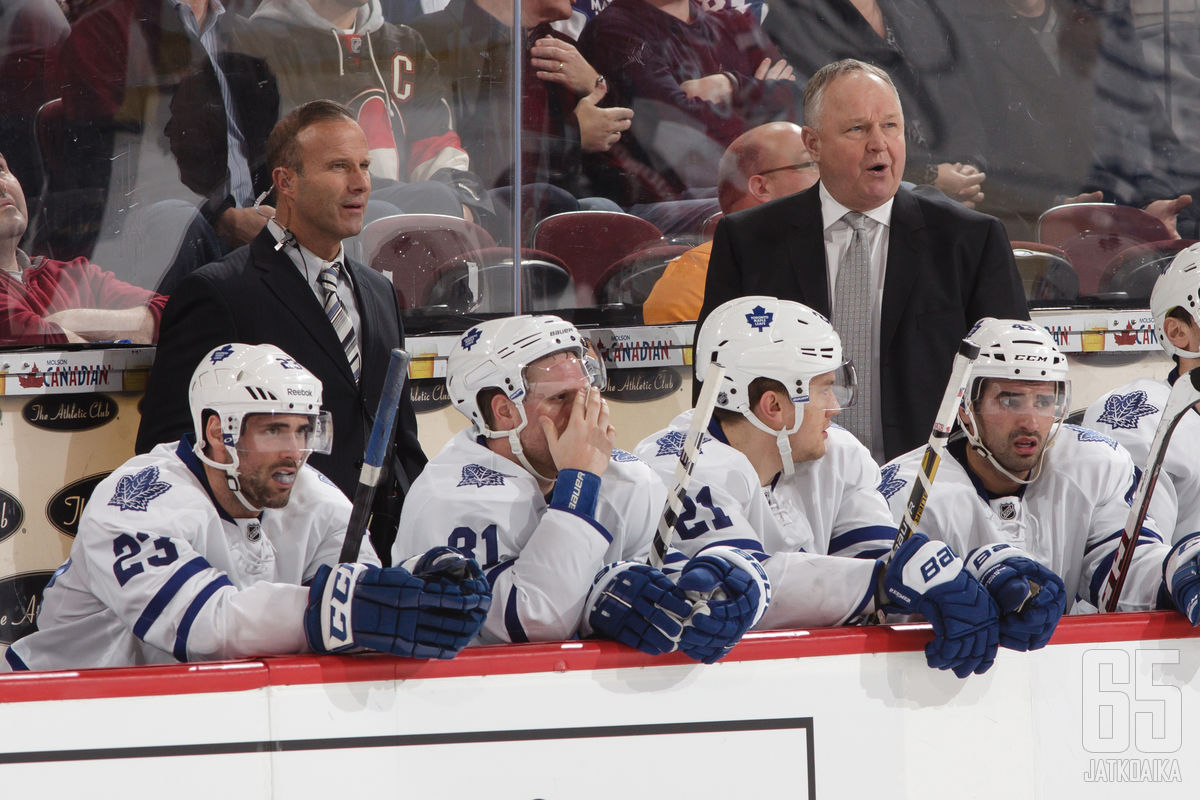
[136,228,426,562]
[698,183,1028,462]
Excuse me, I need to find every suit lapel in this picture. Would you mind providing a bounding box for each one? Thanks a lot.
[251,234,359,389]
[880,186,924,348]
[788,188,832,316]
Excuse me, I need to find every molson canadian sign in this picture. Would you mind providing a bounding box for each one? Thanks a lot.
[1,356,124,396]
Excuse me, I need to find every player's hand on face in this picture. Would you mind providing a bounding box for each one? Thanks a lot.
[530,37,600,96]
[575,81,633,153]
[542,386,616,477]
[754,57,795,82]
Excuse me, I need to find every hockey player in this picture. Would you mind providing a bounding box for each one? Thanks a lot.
[392,315,770,663]
[636,296,1001,678]
[4,343,490,672]
[1084,243,1200,545]
[882,318,1200,633]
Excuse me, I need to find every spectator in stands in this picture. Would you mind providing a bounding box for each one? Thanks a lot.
[578,0,801,211]
[948,0,1197,239]
[0,152,164,345]
[642,122,818,324]
[46,0,278,290]
[763,0,988,208]
[231,0,495,227]
[411,0,630,242]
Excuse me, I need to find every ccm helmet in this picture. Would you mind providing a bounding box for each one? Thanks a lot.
[1151,243,1200,360]
[695,296,856,473]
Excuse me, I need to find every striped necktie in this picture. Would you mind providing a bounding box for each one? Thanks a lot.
[832,211,872,452]
[317,263,361,382]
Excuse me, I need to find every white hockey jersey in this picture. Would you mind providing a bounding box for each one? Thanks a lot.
[879,426,1170,612]
[634,412,892,628]
[1084,374,1200,545]
[392,430,668,644]
[4,440,379,672]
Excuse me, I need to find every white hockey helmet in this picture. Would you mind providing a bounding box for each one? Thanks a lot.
[1151,243,1200,360]
[695,296,856,473]
[447,315,604,478]
[962,318,1070,485]
[189,343,332,510]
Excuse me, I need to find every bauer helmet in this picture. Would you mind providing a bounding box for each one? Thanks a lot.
[1151,243,1200,360]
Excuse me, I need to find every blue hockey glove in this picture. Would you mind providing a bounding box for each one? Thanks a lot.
[966,544,1066,651]
[588,563,692,655]
[675,549,770,664]
[304,553,492,660]
[1164,532,1200,625]
[879,534,1000,678]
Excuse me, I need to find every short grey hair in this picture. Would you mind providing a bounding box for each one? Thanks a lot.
[802,59,901,129]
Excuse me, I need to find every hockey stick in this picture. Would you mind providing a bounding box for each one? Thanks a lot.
[338,348,412,563]
[649,359,726,569]
[1101,367,1200,612]
[892,337,981,551]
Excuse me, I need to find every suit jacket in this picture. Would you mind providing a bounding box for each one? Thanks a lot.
[135,228,426,562]
[697,183,1028,462]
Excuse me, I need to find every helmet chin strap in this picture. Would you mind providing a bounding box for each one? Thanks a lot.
[482,404,558,484]
[193,440,264,515]
[743,400,804,478]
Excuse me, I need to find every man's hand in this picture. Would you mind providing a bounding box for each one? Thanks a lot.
[216,205,272,248]
[575,81,633,153]
[680,74,734,106]
[1144,194,1193,239]
[753,57,795,82]
[935,162,985,208]
[530,37,601,96]
[542,386,616,476]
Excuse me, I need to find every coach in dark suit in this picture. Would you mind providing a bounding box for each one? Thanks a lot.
[136,100,425,561]
[698,59,1028,463]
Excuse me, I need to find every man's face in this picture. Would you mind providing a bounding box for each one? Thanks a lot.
[279,118,370,258]
[522,0,572,25]
[803,72,905,212]
[787,370,841,462]
[0,155,29,244]
[232,413,317,509]
[969,380,1060,478]
[754,140,820,203]
[516,352,591,476]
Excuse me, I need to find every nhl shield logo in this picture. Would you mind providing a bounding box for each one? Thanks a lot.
[998,500,1017,520]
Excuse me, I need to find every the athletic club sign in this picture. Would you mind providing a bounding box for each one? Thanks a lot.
[22,393,118,431]
[46,473,110,537]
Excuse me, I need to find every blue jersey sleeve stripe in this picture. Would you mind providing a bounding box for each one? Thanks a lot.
[829,525,896,553]
[4,646,29,671]
[1090,551,1118,606]
[173,575,234,661]
[133,556,212,641]
[485,559,517,583]
[504,587,530,644]
[1085,529,1162,557]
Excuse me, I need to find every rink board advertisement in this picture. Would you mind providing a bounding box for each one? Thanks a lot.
[2,614,1200,799]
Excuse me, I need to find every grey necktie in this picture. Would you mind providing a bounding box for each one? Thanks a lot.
[832,212,872,452]
[317,263,362,382]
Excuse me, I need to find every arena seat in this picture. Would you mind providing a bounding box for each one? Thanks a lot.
[700,211,724,242]
[531,211,664,306]
[426,247,574,313]
[1099,238,1199,300]
[362,214,496,308]
[1036,203,1171,295]
[1010,241,1079,304]
[596,243,691,307]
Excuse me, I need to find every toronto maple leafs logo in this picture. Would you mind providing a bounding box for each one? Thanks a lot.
[108,466,172,512]
[745,305,774,332]
[458,464,508,487]
[1067,424,1117,450]
[460,328,483,351]
[876,463,907,500]
[611,448,639,463]
[210,344,234,364]
[654,430,709,457]
[1096,391,1159,431]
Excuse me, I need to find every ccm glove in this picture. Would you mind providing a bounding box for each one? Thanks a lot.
[967,543,1066,651]
[1164,532,1200,624]
[879,534,1000,678]
[304,550,491,659]
[675,548,770,664]
[588,562,691,655]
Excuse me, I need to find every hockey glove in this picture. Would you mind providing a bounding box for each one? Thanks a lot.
[1164,532,1200,624]
[879,534,1000,678]
[966,544,1066,651]
[675,548,770,664]
[304,552,491,660]
[588,562,691,655]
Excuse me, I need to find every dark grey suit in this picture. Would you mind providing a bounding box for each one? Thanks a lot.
[136,228,426,561]
[698,183,1028,462]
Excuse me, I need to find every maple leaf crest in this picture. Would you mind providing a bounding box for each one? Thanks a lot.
[1095,391,1159,431]
[654,430,710,458]
[457,464,509,488]
[1066,424,1118,450]
[17,363,44,389]
[1112,322,1140,347]
[611,448,639,463]
[107,466,172,512]
[877,463,907,500]
[745,305,774,332]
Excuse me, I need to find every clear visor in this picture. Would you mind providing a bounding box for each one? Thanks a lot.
[804,362,858,411]
[232,411,333,456]
[521,349,605,403]
[973,381,1070,421]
